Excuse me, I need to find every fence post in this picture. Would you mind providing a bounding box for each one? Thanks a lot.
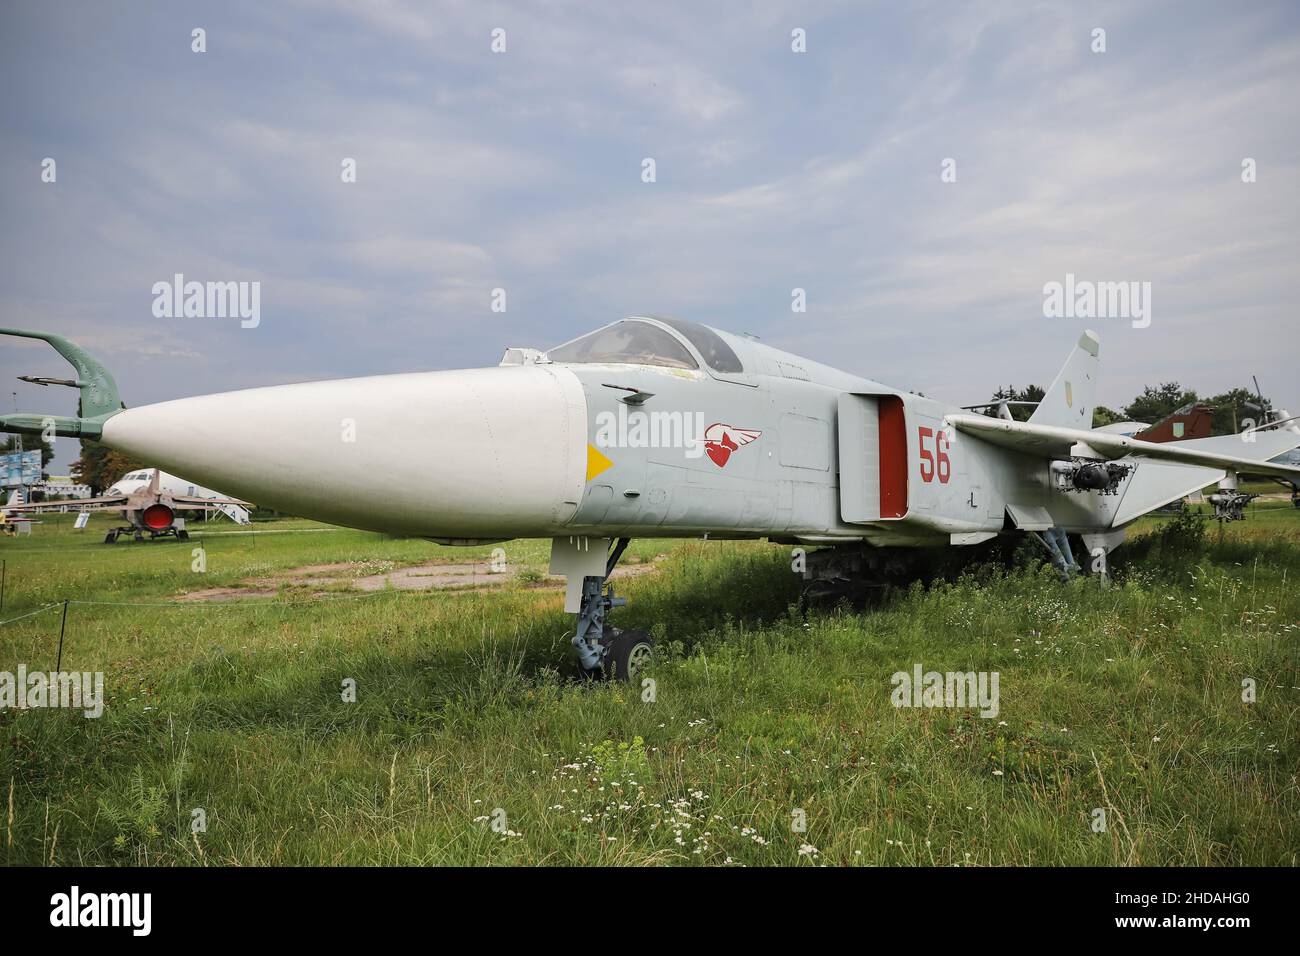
[55,599,69,672]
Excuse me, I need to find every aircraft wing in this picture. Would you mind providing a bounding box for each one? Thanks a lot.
[946,413,1300,480]
[4,494,127,512]
[169,495,251,508]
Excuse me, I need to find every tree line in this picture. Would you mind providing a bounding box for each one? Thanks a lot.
[991,382,1275,433]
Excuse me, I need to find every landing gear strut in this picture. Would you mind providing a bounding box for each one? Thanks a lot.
[571,538,653,681]
[1208,469,1255,522]
[1035,527,1081,582]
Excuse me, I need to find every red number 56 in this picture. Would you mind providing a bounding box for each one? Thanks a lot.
[918,427,951,484]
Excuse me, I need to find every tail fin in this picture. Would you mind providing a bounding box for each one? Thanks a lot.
[0,328,124,439]
[1135,403,1215,443]
[1028,330,1099,430]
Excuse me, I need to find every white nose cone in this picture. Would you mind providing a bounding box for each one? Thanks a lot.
[101,365,588,538]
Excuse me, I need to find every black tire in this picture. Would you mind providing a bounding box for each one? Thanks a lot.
[177,529,190,540]
[104,531,117,544]
[133,531,144,542]
[604,628,654,682]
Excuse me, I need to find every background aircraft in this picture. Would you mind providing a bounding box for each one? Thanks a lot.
[3,466,251,542]
[1092,402,1217,442]
[2,322,1297,678]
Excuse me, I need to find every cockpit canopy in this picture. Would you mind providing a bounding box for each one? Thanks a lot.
[545,317,744,373]
[547,319,697,369]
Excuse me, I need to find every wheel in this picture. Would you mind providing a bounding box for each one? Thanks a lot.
[603,628,654,683]
[104,531,118,544]
[801,579,850,608]
[133,531,144,542]
[177,529,190,540]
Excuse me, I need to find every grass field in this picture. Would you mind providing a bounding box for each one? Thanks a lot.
[1,503,1297,866]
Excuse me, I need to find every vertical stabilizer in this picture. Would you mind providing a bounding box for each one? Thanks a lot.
[1028,330,1099,430]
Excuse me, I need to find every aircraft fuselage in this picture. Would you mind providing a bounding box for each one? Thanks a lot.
[90,318,1153,548]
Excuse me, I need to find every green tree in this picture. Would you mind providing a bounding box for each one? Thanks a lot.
[1092,405,1123,428]
[1117,383,1275,436]
[990,384,1046,422]
[71,442,145,495]
[1203,386,1270,435]
[1122,382,1198,425]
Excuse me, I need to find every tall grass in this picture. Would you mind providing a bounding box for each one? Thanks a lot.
[1,505,1296,865]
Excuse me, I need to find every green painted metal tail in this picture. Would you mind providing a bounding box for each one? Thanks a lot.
[0,328,124,439]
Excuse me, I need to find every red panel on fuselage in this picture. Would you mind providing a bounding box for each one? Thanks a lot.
[878,396,908,519]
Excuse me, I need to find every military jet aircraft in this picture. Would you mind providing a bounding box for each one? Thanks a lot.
[3,321,1298,680]
[2,467,252,542]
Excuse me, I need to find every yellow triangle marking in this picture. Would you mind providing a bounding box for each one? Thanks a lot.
[586,444,613,481]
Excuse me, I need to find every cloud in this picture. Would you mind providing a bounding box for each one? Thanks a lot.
[1,0,1297,472]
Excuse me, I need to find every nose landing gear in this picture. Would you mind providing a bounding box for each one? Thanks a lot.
[566,537,654,681]
[604,628,654,682]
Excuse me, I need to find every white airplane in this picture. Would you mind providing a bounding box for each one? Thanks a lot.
[3,322,1298,679]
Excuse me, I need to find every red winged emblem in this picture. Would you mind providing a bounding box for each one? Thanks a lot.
[703,423,762,468]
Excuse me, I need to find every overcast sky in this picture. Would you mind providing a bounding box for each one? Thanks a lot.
[2,0,1297,473]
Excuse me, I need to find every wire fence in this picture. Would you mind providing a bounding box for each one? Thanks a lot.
[1,587,417,622]
[0,583,443,673]
[0,602,64,627]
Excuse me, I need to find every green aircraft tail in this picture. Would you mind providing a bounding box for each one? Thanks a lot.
[0,328,124,439]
